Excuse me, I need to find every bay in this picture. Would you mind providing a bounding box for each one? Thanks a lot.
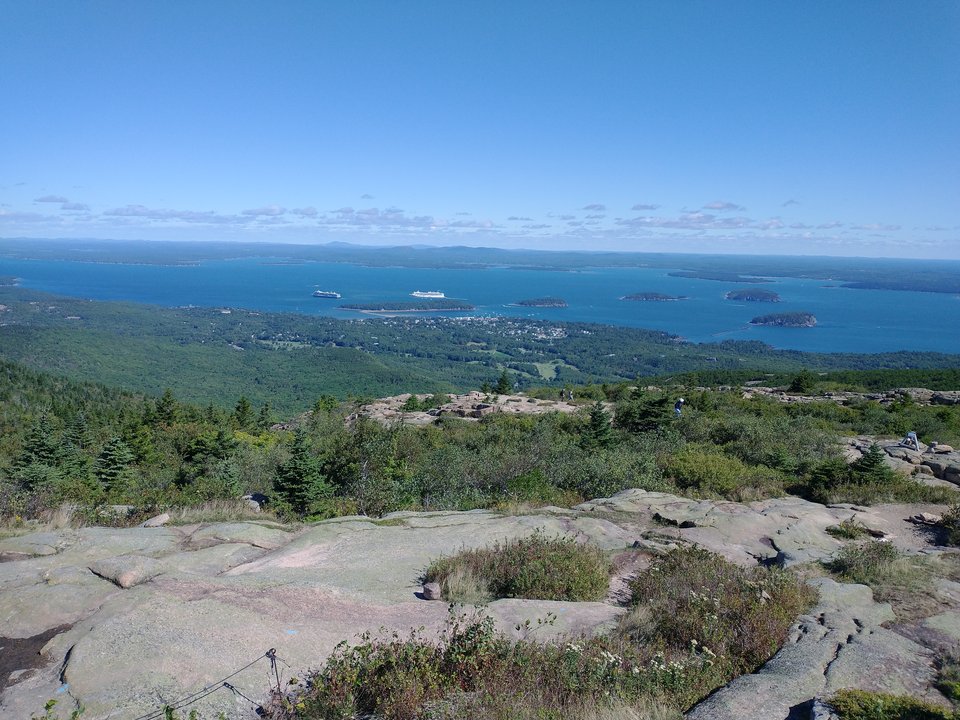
[2,256,959,354]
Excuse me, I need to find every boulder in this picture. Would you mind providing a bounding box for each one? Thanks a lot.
[189,522,293,550]
[422,582,442,600]
[142,513,170,528]
[88,555,162,589]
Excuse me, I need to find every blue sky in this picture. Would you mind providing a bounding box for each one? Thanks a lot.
[1,1,958,257]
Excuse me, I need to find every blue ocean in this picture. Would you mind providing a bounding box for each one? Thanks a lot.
[3,256,960,354]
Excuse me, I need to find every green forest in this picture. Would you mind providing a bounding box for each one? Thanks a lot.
[3,353,959,525]
[1,284,958,415]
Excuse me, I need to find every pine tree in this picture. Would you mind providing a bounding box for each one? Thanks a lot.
[17,412,59,468]
[94,436,135,493]
[495,370,513,395]
[233,396,254,430]
[788,369,815,394]
[63,412,91,451]
[155,389,179,426]
[256,402,272,431]
[274,429,332,514]
[850,444,896,484]
[584,401,613,448]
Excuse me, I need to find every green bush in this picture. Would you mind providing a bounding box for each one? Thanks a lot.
[626,546,818,677]
[827,541,903,586]
[827,688,957,719]
[940,504,960,547]
[276,549,817,720]
[424,531,611,602]
[663,445,783,499]
[826,516,872,540]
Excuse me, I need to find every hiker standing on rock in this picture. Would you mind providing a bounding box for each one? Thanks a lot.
[674,398,685,417]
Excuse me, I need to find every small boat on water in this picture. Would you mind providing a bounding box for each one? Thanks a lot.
[313,290,342,298]
[410,290,445,298]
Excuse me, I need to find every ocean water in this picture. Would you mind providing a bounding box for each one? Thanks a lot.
[2,256,960,354]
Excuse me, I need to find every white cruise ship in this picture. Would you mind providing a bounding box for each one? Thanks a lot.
[410,290,446,298]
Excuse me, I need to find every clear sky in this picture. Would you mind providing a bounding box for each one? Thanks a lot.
[1,1,958,257]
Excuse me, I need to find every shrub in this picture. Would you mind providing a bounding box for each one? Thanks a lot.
[937,651,960,705]
[663,445,784,499]
[826,516,872,540]
[827,541,903,586]
[424,531,611,602]
[827,688,957,719]
[940,503,960,547]
[626,546,817,677]
[277,550,817,720]
[805,457,957,506]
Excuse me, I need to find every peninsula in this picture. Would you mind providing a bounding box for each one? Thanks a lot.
[339,299,475,313]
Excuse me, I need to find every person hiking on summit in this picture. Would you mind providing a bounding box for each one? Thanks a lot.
[674,398,685,417]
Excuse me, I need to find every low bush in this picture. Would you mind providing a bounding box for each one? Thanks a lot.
[826,542,937,619]
[827,542,906,587]
[826,516,873,540]
[827,688,957,719]
[274,610,695,720]
[424,531,611,602]
[805,456,957,506]
[275,548,816,720]
[663,445,784,500]
[937,651,960,705]
[625,546,818,678]
[940,504,960,547]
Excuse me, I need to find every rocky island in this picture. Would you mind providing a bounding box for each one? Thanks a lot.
[513,297,568,308]
[726,288,781,302]
[751,311,817,327]
[620,292,687,301]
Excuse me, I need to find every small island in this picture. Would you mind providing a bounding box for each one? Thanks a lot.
[725,289,781,302]
[514,297,567,308]
[620,292,687,301]
[339,299,475,312]
[750,312,817,328]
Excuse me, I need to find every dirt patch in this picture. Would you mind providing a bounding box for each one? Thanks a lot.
[0,624,71,697]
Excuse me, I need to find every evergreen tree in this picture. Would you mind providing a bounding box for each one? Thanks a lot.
[233,396,254,430]
[17,412,59,468]
[94,436,135,493]
[613,392,671,433]
[313,395,338,414]
[274,429,332,514]
[850,444,896,484]
[63,412,91,451]
[584,401,613,448]
[256,402,273,431]
[155,389,179,426]
[495,370,513,395]
[788,369,815,394]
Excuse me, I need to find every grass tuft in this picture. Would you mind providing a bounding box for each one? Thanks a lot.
[424,530,612,602]
[827,688,957,719]
[826,516,873,540]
